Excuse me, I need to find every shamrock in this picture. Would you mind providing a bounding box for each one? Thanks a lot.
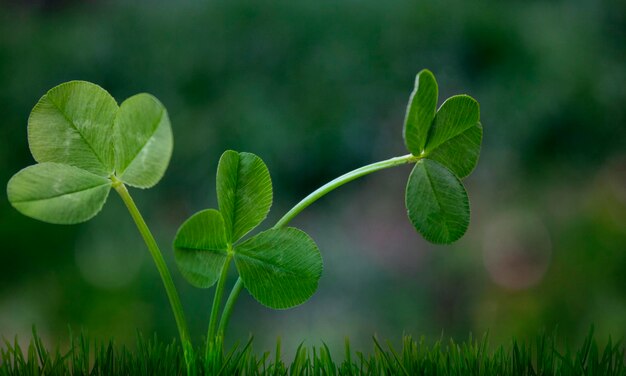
[7,81,173,224]
[403,69,482,244]
[173,151,323,309]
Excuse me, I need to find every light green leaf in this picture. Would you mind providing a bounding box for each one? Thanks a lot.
[234,228,323,309]
[28,81,118,176]
[405,159,469,244]
[7,162,112,224]
[403,69,438,155]
[173,209,229,288]
[424,95,479,153]
[217,151,272,243]
[427,122,482,178]
[114,93,173,188]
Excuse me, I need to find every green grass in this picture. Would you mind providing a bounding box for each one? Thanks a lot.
[1,328,624,375]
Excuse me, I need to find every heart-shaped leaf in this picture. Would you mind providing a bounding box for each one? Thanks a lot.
[7,162,112,224]
[217,151,272,243]
[426,121,482,178]
[234,227,323,309]
[28,81,118,177]
[405,159,469,244]
[9,81,175,226]
[403,69,438,155]
[114,93,173,188]
[173,209,230,288]
[424,95,479,154]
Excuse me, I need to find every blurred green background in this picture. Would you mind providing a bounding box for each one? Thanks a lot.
[1,0,625,356]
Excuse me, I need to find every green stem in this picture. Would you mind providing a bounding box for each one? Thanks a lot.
[217,153,419,337]
[274,153,418,228]
[206,253,232,358]
[217,278,244,338]
[111,177,191,350]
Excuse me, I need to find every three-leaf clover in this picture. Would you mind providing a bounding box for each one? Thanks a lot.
[173,151,323,309]
[403,69,482,244]
[5,71,483,357]
[7,81,173,224]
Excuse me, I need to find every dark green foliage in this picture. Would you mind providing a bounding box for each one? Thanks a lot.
[402,71,481,244]
[1,1,625,352]
[174,150,323,310]
[0,330,184,376]
[405,159,470,244]
[1,329,623,375]
[6,72,481,369]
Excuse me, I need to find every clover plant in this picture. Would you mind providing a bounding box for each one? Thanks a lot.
[6,70,482,371]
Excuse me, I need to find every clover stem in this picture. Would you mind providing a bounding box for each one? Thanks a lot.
[111,178,191,356]
[274,153,419,228]
[217,153,420,338]
[217,278,244,338]
[206,253,233,359]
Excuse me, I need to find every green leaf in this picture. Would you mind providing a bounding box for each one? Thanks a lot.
[424,95,479,153]
[405,159,469,244]
[28,81,118,176]
[114,93,173,188]
[7,162,112,224]
[234,228,323,309]
[403,69,438,155]
[427,122,482,178]
[173,209,229,288]
[217,151,273,243]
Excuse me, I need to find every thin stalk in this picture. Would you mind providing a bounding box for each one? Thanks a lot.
[217,153,420,337]
[217,278,244,338]
[274,153,419,228]
[111,177,190,349]
[206,253,233,359]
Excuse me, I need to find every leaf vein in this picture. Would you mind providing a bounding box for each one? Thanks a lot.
[46,94,110,172]
[12,181,110,204]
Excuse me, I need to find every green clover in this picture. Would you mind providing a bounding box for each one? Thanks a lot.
[6,71,483,366]
[403,69,482,244]
[7,81,173,224]
[174,151,323,309]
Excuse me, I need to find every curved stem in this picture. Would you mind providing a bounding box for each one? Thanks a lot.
[217,278,244,337]
[206,253,232,358]
[217,153,420,338]
[274,153,418,228]
[111,178,191,350]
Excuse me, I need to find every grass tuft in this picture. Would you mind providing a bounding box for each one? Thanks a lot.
[1,328,624,375]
